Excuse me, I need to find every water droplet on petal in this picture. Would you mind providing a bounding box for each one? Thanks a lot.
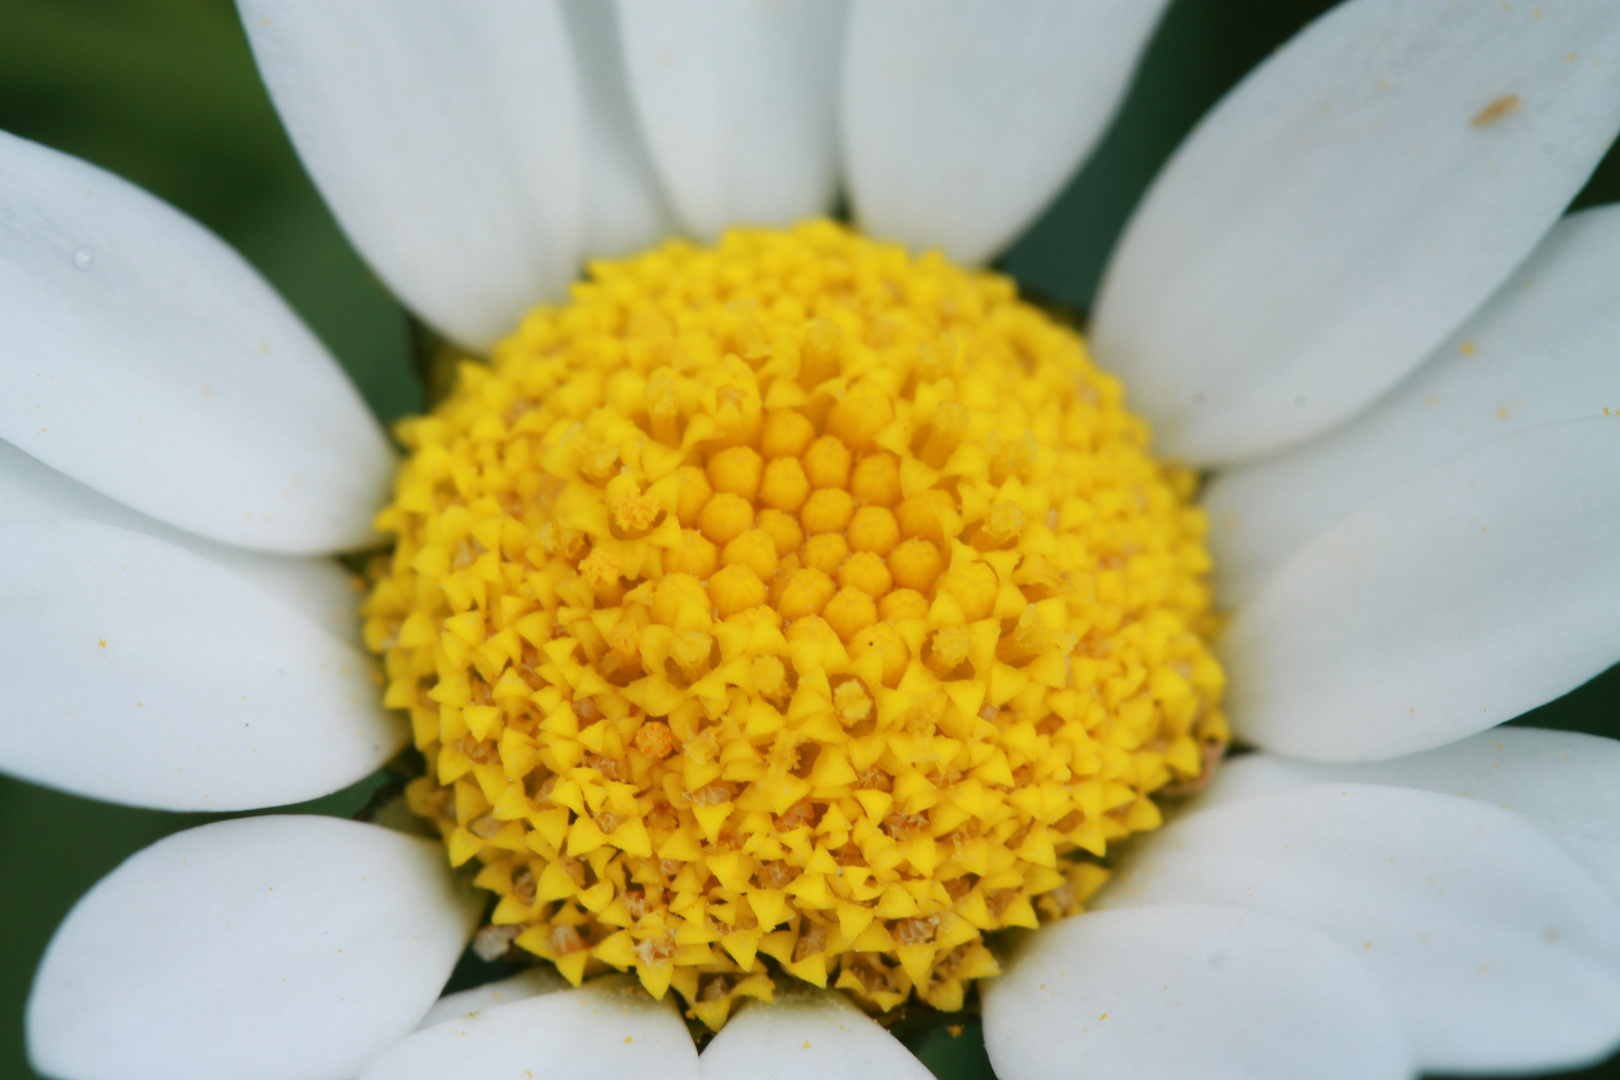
[72,247,95,269]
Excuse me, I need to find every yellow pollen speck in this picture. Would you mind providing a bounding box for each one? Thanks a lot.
[1471,94,1521,127]
[98,639,106,648]
[363,221,1226,1031]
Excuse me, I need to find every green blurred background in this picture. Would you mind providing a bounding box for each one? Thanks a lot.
[1,2,1617,1078]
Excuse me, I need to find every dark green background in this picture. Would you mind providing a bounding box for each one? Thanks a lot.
[2,2,1617,1078]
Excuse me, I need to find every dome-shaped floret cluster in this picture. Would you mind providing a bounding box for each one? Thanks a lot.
[363,221,1227,1029]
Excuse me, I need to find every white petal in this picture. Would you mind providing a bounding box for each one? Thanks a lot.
[27,816,477,1080]
[1092,0,1620,465]
[1097,784,1620,1075]
[1203,729,1620,898]
[239,0,585,347]
[617,0,847,240]
[0,519,404,810]
[415,968,568,1032]
[1224,417,1620,762]
[983,903,1412,1080]
[1207,203,1620,606]
[359,976,698,1080]
[699,990,931,1080]
[0,130,393,553]
[842,0,1169,265]
[560,0,678,259]
[0,436,361,643]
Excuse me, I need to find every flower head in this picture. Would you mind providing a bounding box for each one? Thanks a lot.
[5,1,1620,1079]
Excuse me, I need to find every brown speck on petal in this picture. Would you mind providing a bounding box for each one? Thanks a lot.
[1471,93,1521,127]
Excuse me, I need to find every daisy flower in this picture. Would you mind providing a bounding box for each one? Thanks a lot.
[7,2,1620,1080]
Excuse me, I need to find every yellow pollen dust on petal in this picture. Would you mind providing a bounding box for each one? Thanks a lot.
[362,220,1228,1031]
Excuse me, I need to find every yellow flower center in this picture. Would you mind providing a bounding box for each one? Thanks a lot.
[362,220,1227,1030]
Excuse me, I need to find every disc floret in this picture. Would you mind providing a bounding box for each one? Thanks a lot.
[363,220,1226,1030]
